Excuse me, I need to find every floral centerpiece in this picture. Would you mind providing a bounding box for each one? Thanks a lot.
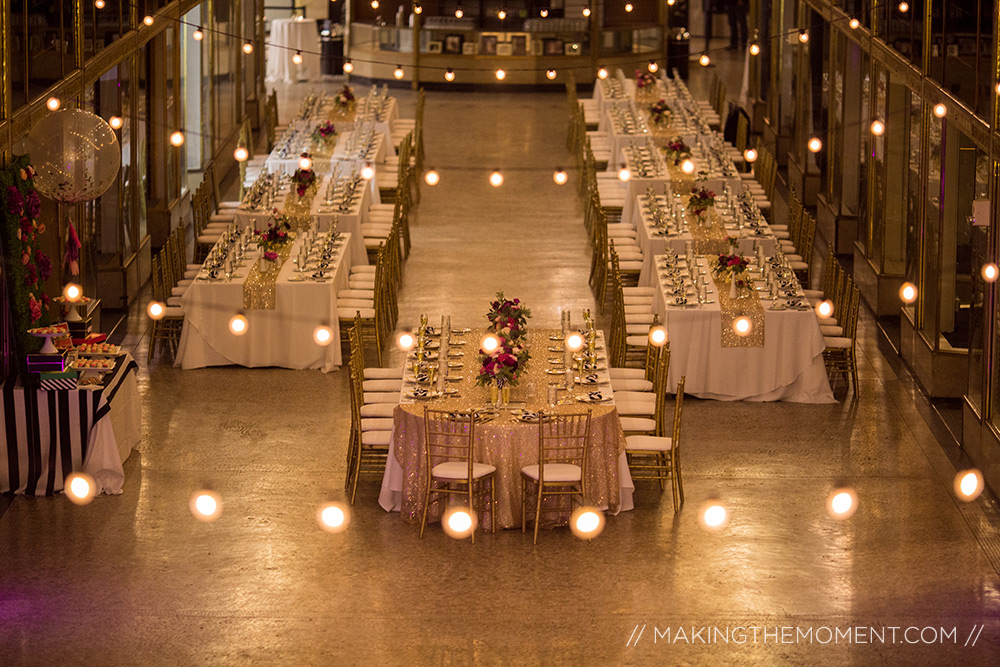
[292,155,318,196]
[333,85,356,114]
[712,251,750,285]
[649,99,671,127]
[255,214,292,263]
[688,186,716,217]
[311,121,337,149]
[635,69,657,89]
[476,292,532,391]
[663,137,692,165]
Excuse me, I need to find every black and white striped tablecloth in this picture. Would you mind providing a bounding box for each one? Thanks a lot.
[1,355,138,495]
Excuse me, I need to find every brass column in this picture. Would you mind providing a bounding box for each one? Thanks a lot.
[0,0,10,161]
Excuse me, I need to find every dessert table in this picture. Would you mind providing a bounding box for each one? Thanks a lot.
[651,254,835,403]
[176,232,353,372]
[266,18,321,83]
[379,329,634,529]
[1,354,140,495]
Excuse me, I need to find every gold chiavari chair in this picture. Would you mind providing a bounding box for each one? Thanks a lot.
[625,376,686,510]
[338,245,386,366]
[804,242,837,302]
[617,342,671,437]
[521,411,592,545]
[345,327,393,503]
[147,253,185,363]
[610,337,662,392]
[420,409,497,542]
[823,283,861,396]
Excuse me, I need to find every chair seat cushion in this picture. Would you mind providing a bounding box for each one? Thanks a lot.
[616,397,655,416]
[788,261,808,271]
[820,325,844,337]
[626,435,673,451]
[611,378,654,392]
[361,402,397,417]
[361,430,392,446]
[625,312,654,324]
[363,379,403,392]
[339,289,374,300]
[167,296,183,306]
[625,335,648,347]
[520,463,582,483]
[364,391,399,404]
[620,416,656,432]
[352,265,377,273]
[364,367,403,379]
[626,323,651,335]
[624,287,656,296]
[610,368,645,379]
[340,299,375,309]
[802,289,823,299]
[361,418,394,431]
[824,337,852,349]
[432,461,496,480]
[339,307,376,319]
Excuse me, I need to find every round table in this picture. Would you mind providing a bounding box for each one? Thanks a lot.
[266,18,320,83]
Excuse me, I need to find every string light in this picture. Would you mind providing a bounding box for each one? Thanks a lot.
[815,300,834,319]
[393,64,404,79]
[546,68,557,80]
[648,60,658,73]
[667,0,675,5]
[597,66,609,80]
[933,103,947,118]
[996,82,1000,95]
[193,26,204,41]
[649,325,667,347]
[497,9,506,20]
[625,2,634,11]
[242,41,254,54]
[108,115,123,129]
[292,51,303,65]
[808,137,822,153]
[849,18,860,29]
[553,169,568,185]
[827,487,858,519]
[732,316,752,337]
[442,506,477,539]
[743,147,758,163]
[64,473,96,505]
[370,0,379,8]
[190,489,223,522]
[343,61,354,74]
[299,155,313,170]
[444,68,455,82]
[170,130,185,147]
[699,54,711,67]
[455,6,463,18]
[617,164,631,182]
[234,146,249,162]
[749,42,760,56]
[94,0,105,8]
[229,314,249,335]
[413,2,422,14]
[798,30,809,43]
[143,15,154,26]
[899,281,917,304]
[565,332,584,352]
[424,169,440,186]
[870,119,885,136]
[699,500,729,531]
[46,96,60,111]
[680,158,695,174]
[481,333,501,352]
[540,9,548,17]
[488,170,504,188]
[954,469,984,501]
[495,69,506,81]
[570,506,605,540]
[146,300,166,320]
[313,325,334,346]
[360,162,375,180]
[981,263,998,283]
[63,283,82,300]
[397,331,416,350]
[898,1,909,12]
[316,501,351,533]
[583,7,591,18]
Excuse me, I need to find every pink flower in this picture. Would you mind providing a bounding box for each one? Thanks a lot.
[264,250,278,262]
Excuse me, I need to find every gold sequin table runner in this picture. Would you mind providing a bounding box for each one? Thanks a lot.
[386,328,629,529]
[242,240,295,310]
[708,264,766,348]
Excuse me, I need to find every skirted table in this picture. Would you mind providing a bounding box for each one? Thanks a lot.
[266,18,321,83]
[1,354,140,495]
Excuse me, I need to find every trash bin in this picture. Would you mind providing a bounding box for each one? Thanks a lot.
[322,36,344,76]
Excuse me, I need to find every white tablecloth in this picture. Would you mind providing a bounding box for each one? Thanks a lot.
[651,256,836,403]
[177,234,353,372]
[266,18,321,83]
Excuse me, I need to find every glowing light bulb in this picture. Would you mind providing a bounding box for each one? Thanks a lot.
[699,54,711,67]
[954,469,984,501]
[146,300,166,320]
[680,158,695,174]
[444,68,455,82]
[933,103,947,118]
[871,119,885,136]
[229,314,249,335]
[700,500,729,530]
[899,281,917,304]
[597,66,609,80]
[316,501,351,532]
[732,316,752,337]
[849,18,860,29]
[360,163,375,180]
[371,0,379,8]
[815,300,834,319]
[94,0,105,8]
[442,506,476,539]
[540,9,548,17]
[46,97,61,111]
[743,148,757,163]
[648,60,658,73]
[649,325,667,347]
[481,333,501,353]
[625,3,634,12]
[996,81,1000,95]
[109,115,123,129]
[570,506,605,539]
[397,332,416,350]
[143,15,154,26]
[170,131,185,147]
[393,65,405,79]
[497,9,506,20]
[343,61,354,74]
[234,146,249,162]
[455,7,464,18]
[63,283,82,300]
[292,51,303,65]
[193,27,204,41]
[617,165,631,182]
[667,0,675,5]
[489,170,504,187]
[583,7,591,17]
[798,30,809,43]
[565,332,584,352]
[414,2,423,14]
[808,137,822,153]
[242,41,254,54]
[299,155,313,170]
[553,169,568,186]
[981,263,998,283]
[749,42,760,56]
[65,473,96,505]
[495,69,506,81]
[827,487,858,519]
[546,69,557,80]
[190,490,223,522]
[424,169,440,186]
[313,325,333,346]
[898,1,909,12]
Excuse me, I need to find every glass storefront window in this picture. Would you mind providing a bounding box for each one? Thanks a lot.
[11,1,77,111]
[918,110,942,344]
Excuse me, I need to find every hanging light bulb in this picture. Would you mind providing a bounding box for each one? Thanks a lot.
[667,0,675,5]
[933,103,947,118]
[444,68,455,82]
[565,332,584,352]
[749,42,760,56]
[954,469,985,501]
[699,54,711,67]
[699,500,730,531]
[981,263,999,283]
[393,64,405,79]
[442,506,477,539]
[808,137,822,153]
[108,115,123,129]
[413,2,423,14]
[996,81,1000,95]
[625,2,634,11]
[190,489,223,522]
[234,146,249,162]
[229,314,249,335]
[424,169,440,186]
[540,9,549,18]
[63,283,82,300]
[827,487,859,519]
[360,162,375,180]
[298,154,313,170]
[292,51,303,65]
[617,164,631,182]
[732,316,753,337]
[455,6,464,18]
[143,14,154,26]
[798,30,809,43]
[553,169,568,185]
[597,66,609,80]
[193,26,204,41]
[497,9,506,20]
[849,18,860,29]
[481,333,501,352]
[495,69,506,81]
[680,158,695,174]
[46,96,61,111]
[546,68,557,80]
[743,147,758,163]
[488,170,504,188]
[570,506,606,540]
[371,0,379,8]
[170,130,185,147]
[397,331,416,350]
[898,1,909,12]
[94,0,105,8]
[899,281,917,304]
[648,60,658,73]
[313,325,334,346]
[64,473,97,505]
[815,300,834,320]
[242,41,254,54]
[582,7,591,17]
[146,300,166,320]
[648,325,668,347]
[343,61,354,74]
[316,501,351,533]
[870,119,885,136]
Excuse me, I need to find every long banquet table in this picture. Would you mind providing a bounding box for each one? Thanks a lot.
[379,329,634,529]
[176,232,353,372]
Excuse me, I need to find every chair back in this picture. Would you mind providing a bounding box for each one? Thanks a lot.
[652,346,672,436]
[842,284,861,342]
[537,411,592,484]
[424,409,476,481]
[669,376,686,449]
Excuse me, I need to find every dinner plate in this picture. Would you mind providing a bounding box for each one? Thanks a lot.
[406,390,441,400]
[577,393,611,404]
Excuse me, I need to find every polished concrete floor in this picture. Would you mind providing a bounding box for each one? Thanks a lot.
[2,49,1000,665]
